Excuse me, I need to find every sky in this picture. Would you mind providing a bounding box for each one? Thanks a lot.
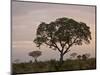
[12,1,96,63]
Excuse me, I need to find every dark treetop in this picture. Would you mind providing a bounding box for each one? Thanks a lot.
[34,17,91,63]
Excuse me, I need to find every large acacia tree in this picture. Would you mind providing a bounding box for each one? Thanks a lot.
[34,17,91,64]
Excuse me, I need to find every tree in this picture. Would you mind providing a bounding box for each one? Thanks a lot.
[29,51,42,63]
[70,52,77,59]
[82,53,90,61]
[34,17,91,65]
[85,53,91,58]
[77,55,82,60]
[82,54,87,61]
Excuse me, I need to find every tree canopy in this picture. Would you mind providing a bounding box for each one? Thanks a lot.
[29,51,42,58]
[29,51,42,62]
[34,17,91,64]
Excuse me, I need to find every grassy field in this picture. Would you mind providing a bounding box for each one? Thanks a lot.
[12,58,96,74]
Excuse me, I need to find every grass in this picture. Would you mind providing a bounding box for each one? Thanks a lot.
[12,58,96,74]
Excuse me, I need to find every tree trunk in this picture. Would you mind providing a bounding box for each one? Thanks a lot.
[59,53,64,66]
[34,58,37,63]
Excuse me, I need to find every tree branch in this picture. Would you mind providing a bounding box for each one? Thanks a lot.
[49,34,62,53]
[45,42,61,52]
[53,42,62,52]
[59,40,65,52]
[63,37,78,55]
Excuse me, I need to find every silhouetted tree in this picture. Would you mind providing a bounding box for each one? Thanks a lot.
[29,51,42,63]
[34,17,91,65]
[82,53,90,61]
[70,52,77,59]
[77,55,82,60]
[82,54,87,61]
[85,53,91,58]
